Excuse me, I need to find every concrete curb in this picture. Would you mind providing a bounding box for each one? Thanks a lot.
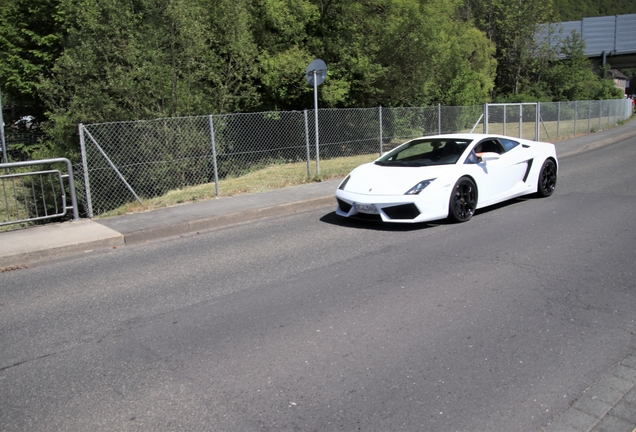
[0,220,124,268]
[115,196,336,245]
[543,351,636,432]
[557,127,636,158]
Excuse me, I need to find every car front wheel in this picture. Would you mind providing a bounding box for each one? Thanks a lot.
[449,177,477,223]
[537,159,557,197]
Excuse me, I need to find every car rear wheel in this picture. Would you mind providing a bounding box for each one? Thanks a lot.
[537,159,557,197]
[449,177,477,223]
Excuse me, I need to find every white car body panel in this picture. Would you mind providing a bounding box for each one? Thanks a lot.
[335,133,557,223]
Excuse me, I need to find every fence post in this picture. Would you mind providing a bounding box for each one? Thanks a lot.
[557,102,560,138]
[304,110,311,177]
[536,103,540,141]
[208,115,219,197]
[379,106,383,155]
[503,105,507,136]
[484,104,489,134]
[0,91,6,165]
[78,122,94,218]
[438,103,441,134]
[588,101,591,132]
[574,101,577,136]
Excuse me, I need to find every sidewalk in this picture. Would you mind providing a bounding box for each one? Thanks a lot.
[2,118,636,269]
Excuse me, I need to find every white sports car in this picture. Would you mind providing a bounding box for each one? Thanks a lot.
[335,133,558,223]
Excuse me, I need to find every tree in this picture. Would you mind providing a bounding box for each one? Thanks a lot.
[543,33,622,100]
[464,0,554,97]
[39,0,261,156]
[0,0,63,123]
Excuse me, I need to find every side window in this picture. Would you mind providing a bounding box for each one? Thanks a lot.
[476,140,503,154]
[499,138,520,152]
[464,151,479,164]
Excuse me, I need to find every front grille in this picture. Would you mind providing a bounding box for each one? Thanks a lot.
[337,198,352,213]
[382,203,420,220]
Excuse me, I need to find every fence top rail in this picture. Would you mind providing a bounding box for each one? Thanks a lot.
[486,103,539,106]
[1,169,61,179]
[0,158,73,169]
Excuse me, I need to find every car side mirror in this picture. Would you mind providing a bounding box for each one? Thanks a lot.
[480,152,500,162]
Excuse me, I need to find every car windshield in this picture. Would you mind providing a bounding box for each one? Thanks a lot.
[375,138,472,167]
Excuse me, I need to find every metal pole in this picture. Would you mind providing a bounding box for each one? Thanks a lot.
[535,103,540,141]
[0,90,7,164]
[313,71,320,175]
[557,102,560,138]
[64,159,80,221]
[379,106,383,155]
[503,104,507,136]
[518,104,522,138]
[304,110,311,177]
[484,104,488,134]
[438,103,441,134]
[574,101,577,135]
[78,123,94,218]
[208,115,219,197]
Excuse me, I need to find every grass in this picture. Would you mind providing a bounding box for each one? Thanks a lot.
[96,153,377,218]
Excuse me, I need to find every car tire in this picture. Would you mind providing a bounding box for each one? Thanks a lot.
[449,177,477,223]
[537,159,557,197]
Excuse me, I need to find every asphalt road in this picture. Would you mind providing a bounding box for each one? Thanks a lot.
[1,138,635,431]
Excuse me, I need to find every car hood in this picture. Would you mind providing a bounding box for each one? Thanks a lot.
[343,163,454,195]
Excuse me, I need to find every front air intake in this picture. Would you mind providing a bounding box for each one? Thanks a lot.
[337,198,352,213]
[382,203,420,220]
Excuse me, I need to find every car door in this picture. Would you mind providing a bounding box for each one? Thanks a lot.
[466,138,530,207]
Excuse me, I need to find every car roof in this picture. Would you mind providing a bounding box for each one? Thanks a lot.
[413,133,517,140]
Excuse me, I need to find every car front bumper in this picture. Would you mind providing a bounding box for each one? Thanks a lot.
[334,189,449,223]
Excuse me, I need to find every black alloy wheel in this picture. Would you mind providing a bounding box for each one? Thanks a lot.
[537,159,557,197]
[449,177,477,223]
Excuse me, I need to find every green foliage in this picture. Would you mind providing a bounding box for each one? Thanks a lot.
[552,0,636,21]
[465,0,554,96]
[38,0,261,158]
[521,32,623,101]
[251,0,496,109]
[0,0,63,122]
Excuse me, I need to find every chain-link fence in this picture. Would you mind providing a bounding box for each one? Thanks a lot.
[1,132,47,163]
[78,100,631,217]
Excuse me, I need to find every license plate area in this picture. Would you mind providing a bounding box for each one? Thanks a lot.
[354,203,379,214]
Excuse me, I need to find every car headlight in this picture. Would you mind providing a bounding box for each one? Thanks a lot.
[338,175,351,190]
[405,179,435,195]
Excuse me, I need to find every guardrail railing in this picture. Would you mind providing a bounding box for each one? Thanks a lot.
[1,158,80,226]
